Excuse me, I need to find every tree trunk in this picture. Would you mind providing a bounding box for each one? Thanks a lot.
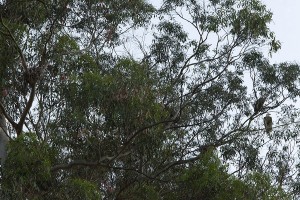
[0,112,9,166]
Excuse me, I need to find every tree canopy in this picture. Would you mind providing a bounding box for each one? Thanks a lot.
[0,0,300,199]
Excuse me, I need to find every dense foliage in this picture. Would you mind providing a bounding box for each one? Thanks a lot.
[0,0,300,199]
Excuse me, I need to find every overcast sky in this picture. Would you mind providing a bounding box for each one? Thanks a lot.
[148,1,299,63]
[262,1,300,63]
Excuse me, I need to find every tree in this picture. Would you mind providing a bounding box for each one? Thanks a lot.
[0,0,300,199]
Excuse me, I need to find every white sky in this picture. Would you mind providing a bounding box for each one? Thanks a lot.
[262,1,300,63]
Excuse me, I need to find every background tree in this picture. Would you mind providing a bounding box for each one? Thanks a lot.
[1,0,300,199]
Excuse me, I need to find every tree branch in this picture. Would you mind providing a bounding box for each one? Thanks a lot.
[153,144,215,178]
[17,86,36,136]
[0,101,17,128]
[0,17,28,71]
[51,151,131,172]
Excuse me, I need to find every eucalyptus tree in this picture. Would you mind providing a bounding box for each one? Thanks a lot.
[0,0,300,199]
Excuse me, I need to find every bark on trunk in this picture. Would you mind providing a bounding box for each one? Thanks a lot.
[0,112,9,166]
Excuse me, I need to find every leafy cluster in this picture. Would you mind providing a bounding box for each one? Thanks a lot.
[0,0,299,199]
